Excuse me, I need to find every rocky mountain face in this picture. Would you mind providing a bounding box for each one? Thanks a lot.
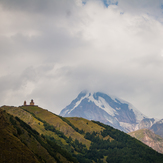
[60,91,163,136]
[137,118,156,129]
[150,119,163,138]
[129,129,163,154]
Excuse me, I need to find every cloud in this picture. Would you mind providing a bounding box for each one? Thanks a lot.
[0,0,163,119]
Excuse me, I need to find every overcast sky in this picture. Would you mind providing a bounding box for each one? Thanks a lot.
[1,0,163,119]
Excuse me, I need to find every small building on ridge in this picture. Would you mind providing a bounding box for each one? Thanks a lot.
[23,99,36,106]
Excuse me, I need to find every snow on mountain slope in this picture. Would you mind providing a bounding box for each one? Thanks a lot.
[60,91,147,132]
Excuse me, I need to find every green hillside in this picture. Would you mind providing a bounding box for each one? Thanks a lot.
[0,109,40,163]
[0,108,77,163]
[1,105,163,163]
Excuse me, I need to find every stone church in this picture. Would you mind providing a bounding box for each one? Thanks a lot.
[23,99,35,106]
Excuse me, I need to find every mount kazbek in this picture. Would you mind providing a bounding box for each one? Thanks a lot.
[60,91,163,134]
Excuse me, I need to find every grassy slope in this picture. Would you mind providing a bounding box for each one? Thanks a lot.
[1,105,113,148]
[0,107,77,163]
[21,105,91,147]
[129,129,163,154]
[1,106,70,145]
[0,109,43,163]
[66,117,104,133]
[66,117,113,141]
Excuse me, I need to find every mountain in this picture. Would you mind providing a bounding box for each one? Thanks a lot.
[1,105,163,163]
[129,129,163,154]
[60,91,147,132]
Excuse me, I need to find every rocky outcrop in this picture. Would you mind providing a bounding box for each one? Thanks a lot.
[150,119,163,138]
[129,129,163,154]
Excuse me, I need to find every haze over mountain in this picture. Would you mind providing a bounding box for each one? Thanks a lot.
[60,91,163,135]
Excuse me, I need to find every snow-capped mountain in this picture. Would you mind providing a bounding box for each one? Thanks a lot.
[60,91,147,132]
